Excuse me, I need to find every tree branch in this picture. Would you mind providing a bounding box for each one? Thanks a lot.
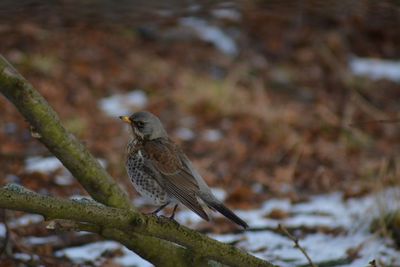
[0,55,277,267]
[0,184,276,267]
[0,55,130,209]
[47,220,204,267]
[0,54,196,265]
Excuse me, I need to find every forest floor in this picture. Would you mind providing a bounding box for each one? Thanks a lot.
[0,1,399,266]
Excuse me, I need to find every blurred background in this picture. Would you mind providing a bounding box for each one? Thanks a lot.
[0,1,399,266]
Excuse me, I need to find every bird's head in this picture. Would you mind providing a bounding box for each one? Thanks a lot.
[119,111,167,141]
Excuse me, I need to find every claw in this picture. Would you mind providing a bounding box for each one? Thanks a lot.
[169,204,179,220]
[146,202,170,216]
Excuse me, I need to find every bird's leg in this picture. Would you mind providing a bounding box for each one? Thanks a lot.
[147,202,170,215]
[169,204,179,220]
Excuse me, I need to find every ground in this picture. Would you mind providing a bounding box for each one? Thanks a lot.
[0,1,399,266]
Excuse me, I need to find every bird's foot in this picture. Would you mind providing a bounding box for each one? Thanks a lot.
[169,204,179,220]
[146,202,170,216]
[169,217,179,226]
[158,215,171,223]
[158,215,179,226]
[145,211,159,217]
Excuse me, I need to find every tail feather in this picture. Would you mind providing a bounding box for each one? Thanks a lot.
[206,201,248,229]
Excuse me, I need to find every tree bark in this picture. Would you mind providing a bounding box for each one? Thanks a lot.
[0,184,204,267]
[0,54,192,265]
[0,55,277,267]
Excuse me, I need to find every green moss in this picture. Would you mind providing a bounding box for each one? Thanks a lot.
[1,56,277,267]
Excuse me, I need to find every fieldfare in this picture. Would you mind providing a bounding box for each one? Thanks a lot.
[120,111,248,228]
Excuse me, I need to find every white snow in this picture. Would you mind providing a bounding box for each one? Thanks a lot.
[202,129,222,142]
[349,57,400,82]
[209,188,400,266]
[14,253,39,262]
[99,90,148,117]
[25,156,107,186]
[12,181,397,266]
[237,209,279,228]
[54,188,400,266]
[56,240,152,267]
[0,223,6,237]
[25,156,63,173]
[211,187,227,201]
[175,209,204,225]
[114,246,153,267]
[54,174,74,186]
[55,241,120,262]
[69,195,91,201]
[174,127,195,141]
[23,235,59,245]
[261,199,291,214]
[211,8,241,21]
[180,17,238,56]
[9,214,43,228]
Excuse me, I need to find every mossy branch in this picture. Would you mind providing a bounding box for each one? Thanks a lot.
[0,55,130,209]
[0,54,197,265]
[0,55,277,267]
[0,184,276,267]
[0,184,204,267]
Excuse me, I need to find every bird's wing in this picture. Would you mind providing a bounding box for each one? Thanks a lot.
[142,139,209,221]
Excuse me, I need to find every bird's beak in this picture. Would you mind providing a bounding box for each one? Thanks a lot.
[119,116,132,124]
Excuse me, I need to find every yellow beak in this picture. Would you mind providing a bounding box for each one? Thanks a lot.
[119,116,132,124]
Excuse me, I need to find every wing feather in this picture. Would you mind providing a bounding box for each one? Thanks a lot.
[142,139,209,221]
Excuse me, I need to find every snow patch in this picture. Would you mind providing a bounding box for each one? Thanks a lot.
[211,8,241,21]
[25,156,63,173]
[202,129,222,142]
[54,174,74,186]
[56,240,152,267]
[180,17,238,56]
[175,209,204,226]
[0,224,6,237]
[25,156,107,186]
[99,90,148,117]
[210,188,400,266]
[211,187,227,201]
[114,246,153,267]
[9,214,43,228]
[23,235,59,245]
[349,57,400,82]
[14,253,39,262]
[175,127,195,141]
[55,241,120,262]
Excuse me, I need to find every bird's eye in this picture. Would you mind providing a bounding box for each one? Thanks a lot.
[135,121,144,128]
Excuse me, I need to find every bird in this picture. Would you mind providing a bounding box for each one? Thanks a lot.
[120,111,248,229]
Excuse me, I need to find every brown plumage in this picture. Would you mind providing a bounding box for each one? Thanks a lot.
[120,111,248,228]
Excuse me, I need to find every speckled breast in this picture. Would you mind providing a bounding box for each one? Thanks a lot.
[125,150,169,205]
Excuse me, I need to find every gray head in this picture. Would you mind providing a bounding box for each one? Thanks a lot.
[120,111,168,140]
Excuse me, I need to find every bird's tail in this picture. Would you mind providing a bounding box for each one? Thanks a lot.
[202,197,248,229]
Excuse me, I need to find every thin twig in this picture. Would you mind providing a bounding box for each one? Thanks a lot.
[278,224,316,267]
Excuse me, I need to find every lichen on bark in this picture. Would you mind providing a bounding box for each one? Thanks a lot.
[0,55,277,267]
